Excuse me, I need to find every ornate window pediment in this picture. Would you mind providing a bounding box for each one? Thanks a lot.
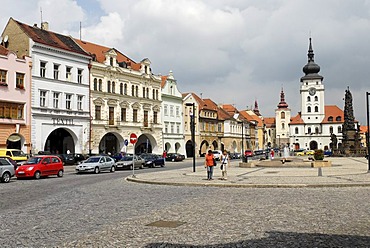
[107,99,118,106]
[120,101,129,108]
[153,105,160,112]
[142,103,151,110]
[93,97,104,106]
[132,102,141,109]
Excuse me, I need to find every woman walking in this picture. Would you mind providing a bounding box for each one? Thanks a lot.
[205,150,215,180]
[220,150,230,180]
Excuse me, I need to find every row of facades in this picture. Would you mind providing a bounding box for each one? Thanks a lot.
[0,18,267,157]
[0,18,367,157]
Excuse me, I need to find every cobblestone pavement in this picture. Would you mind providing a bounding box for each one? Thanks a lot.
[1,158,369,247]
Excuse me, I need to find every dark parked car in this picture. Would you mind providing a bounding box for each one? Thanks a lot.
[230,153,241,159]
[141,154,165,168]
[324,150,333,156]
[166,153,185,162]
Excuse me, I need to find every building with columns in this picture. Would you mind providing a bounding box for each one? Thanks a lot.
[74,39,163,155]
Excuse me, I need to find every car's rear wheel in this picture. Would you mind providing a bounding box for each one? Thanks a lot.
[110,166,115,172]
[34,171,41,180]
[129,165,133,170]
[57,170,64,177]
[140,164,144,169]
[1,172,11,183]
[172,158,175,162]
[94,167,100,174]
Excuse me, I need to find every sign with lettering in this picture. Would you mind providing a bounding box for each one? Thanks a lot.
[52,118,74,125]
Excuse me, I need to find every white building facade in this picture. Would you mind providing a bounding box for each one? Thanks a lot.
[161,71,185,156]
[75,40,163,155]
[289,38,343,151]
[2,18,91,155]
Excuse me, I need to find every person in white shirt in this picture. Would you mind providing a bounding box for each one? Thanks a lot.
[220,150,230,180]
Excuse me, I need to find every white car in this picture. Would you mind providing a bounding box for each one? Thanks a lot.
[75,156,116,174]
[212,150,223,161]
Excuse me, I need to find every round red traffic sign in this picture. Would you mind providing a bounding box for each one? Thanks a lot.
[129,133,137,144]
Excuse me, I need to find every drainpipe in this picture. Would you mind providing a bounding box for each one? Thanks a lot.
[88,62,92,156]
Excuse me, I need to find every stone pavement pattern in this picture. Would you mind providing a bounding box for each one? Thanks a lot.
[127,157,370,187]
[1,157,369,247]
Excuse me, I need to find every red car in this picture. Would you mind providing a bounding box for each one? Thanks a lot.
[16,155,64,179]
[244,150,254,157]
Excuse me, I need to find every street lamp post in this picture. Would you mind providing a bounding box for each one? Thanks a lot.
[366,92,370,172]
[186,103,196,172]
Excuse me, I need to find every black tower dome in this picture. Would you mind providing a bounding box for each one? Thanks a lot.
[300,38,323,82]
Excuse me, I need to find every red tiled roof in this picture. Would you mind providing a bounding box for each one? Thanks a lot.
[0,45,8,55]
[240,110,262,127]
[202,98,218,111]
[264,117,276,128]
[74,39,141,71]
[360,125,368,134]
[321,105,344,124]
[221,104,239,115]
[290,112,305,124]
[218,107,233,121]
[161,76,167,88]
[14,18,89,56]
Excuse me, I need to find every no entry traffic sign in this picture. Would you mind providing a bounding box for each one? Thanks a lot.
[130,133,137,144]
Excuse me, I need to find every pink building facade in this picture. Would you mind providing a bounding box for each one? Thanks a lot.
[0,45,32,152]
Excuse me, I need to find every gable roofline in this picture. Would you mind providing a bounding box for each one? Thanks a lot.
[11,18,90,57]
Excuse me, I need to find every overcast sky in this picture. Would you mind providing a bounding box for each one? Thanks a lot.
[2,0,370,125]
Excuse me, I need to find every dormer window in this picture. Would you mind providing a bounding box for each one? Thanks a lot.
[110,57,114,66]
[336,116,341,121]
[328,116,333,122]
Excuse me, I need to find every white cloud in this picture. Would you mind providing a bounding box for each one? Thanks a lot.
[1,0,370,124]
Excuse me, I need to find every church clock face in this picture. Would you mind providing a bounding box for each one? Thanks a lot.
[308,87,316,96]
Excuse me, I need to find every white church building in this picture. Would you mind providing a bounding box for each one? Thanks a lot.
[288,38,344,151]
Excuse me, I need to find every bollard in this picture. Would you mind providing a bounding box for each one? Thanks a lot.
[318,167,322,176]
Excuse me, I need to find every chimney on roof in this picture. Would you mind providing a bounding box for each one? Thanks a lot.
[41,22,49,31]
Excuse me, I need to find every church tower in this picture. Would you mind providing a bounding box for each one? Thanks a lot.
[300,38,325,124]
[275,88,291,147]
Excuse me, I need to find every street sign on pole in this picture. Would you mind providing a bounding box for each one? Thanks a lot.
[124,139,128,146]
[130,133,137,144]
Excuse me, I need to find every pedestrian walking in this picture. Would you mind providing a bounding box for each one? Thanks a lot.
[220,150,230,180]
[271,149,275,160]
[205,150,216,180]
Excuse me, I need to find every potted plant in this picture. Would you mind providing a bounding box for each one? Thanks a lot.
[311,149,332,167]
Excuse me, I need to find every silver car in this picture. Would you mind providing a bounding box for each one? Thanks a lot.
[116,155,144,170]
[0,157,16,183]
[75,156,116,174]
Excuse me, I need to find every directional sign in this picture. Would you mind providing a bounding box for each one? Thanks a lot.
[130,133,137,144]
[124,139,129,146]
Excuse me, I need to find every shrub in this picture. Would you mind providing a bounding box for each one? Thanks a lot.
[314,149,324,160]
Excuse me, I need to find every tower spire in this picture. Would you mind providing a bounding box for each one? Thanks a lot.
[277,87,288,109]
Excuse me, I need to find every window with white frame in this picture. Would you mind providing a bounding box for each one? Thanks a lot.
[54,64,59,80]
[170,105,174,117]
[176,106,180,117]
[53,92,60,108]
[164,105,168,116]
[176,123,180,134]
[66,94,72,110]
[40,90,47,107]
[40,61,47,77]
[171,123,174,133]
[16,73,25,89]
[77,69,83,83]
[0,69,7,85]
[164,122,168,133]
[66,66,72,81]
[77,95,83,110]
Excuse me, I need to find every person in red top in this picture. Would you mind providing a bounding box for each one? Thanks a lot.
[205,150,215,180]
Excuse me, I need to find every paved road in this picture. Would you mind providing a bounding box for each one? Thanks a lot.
[1,159,370,247]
